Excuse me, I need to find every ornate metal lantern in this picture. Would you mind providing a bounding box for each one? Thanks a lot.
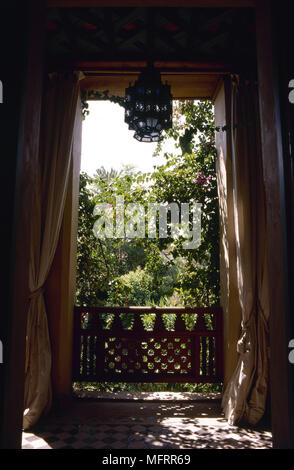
[125,63,173,142]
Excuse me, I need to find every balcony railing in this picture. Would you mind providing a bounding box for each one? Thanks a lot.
[73,306,223,383]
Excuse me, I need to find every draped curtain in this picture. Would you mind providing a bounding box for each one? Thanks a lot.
[221,77,270,425]
[23,72,83,430]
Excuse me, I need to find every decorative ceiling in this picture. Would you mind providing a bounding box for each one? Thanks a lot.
[45,7,256,71]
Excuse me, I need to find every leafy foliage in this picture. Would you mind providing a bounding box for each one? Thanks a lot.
[76,167,148,306]
[149,100,220,306]
[76,99,221,393]
[76,100,219,308]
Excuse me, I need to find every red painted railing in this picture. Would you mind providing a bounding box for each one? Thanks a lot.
[72,306,223,383]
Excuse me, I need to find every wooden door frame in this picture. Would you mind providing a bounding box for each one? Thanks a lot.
[46,0,255,7]
[255,0,294,448]
[0,0,46,449]
[1,0,294,450]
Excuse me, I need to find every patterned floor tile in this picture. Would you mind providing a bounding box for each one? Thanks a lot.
[21,398,272,450]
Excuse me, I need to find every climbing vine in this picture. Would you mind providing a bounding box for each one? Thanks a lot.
[81,89,126,119]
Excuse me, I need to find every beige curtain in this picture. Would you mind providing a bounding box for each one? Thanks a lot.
[23,72,83,430]
[221,77,270,425]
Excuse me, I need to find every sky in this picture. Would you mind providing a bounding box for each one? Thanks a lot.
[81,101,175,175]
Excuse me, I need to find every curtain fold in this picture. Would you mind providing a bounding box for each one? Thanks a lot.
[221,77,270,425]
[23,72,83,430]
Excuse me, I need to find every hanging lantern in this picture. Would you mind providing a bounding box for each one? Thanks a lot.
[125,63,173,142]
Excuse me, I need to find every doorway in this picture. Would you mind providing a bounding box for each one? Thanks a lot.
[73,97,223,397]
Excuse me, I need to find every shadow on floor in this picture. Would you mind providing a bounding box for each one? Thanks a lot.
[22,395,272,450]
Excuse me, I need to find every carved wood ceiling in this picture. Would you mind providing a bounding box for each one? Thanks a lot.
[45,7,256,72]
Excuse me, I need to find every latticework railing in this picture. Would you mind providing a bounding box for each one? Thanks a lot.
[73,306,223,383]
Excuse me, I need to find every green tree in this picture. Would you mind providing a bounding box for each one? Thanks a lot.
[76,166,149,306]
[76,100,219,308]
[147,100,220,306]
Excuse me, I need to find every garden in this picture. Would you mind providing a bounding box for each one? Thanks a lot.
[74,99,221,394]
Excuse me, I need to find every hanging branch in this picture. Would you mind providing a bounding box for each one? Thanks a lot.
[81,89,126,119]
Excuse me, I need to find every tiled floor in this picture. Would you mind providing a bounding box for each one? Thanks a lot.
[22,394,272,450]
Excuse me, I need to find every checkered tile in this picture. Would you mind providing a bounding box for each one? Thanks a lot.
[22,408,272,449]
